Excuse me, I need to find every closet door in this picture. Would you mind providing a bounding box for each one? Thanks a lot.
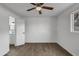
[15,19,25,46]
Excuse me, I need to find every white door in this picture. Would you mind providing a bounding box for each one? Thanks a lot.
[15,19,25,46]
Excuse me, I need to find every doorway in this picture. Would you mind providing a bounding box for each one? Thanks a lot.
[9,16,16,45]
[9,16,25,46]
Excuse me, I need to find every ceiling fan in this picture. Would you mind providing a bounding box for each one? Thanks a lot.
[26,3,54,14]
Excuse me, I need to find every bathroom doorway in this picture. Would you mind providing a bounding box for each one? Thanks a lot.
[9,16,25,46]
[9,16,16,45]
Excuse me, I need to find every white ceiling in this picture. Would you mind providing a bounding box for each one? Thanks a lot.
[1,3,74,17]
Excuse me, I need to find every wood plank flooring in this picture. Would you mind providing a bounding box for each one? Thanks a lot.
[5,43,72,56]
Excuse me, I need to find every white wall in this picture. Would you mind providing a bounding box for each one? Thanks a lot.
[57,4,79,56]
[0,5,23,55]
[1,5,24,45]
[0,5,9,56]
[25,16,57,43]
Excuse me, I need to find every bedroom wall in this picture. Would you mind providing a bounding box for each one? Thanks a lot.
[0,4,24,45]
[0,5,10,55]
[25,16,57,43]
[0,4,23,55]
[57,3,79,55]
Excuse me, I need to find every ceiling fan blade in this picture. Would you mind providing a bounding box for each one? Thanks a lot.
[30,3,37,5]
[27,7,36,11]
[39,10,42,14]
[39,3,44,6]
[36,3,44,6]
[42,6,53,10]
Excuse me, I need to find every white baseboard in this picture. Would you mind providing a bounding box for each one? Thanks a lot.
[57,41,76,56]
[25,41,57,43]
[2,48,9,56]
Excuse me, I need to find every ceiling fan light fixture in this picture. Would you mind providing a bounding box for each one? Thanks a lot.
[27,3,54,14]
[36,7,42,11]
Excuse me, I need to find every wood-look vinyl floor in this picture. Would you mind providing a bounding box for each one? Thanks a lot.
[5,43,72,56]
